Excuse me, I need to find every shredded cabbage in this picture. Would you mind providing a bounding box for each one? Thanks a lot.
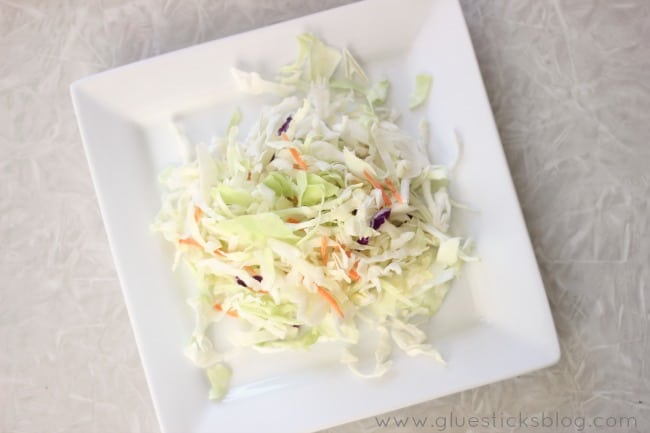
[410,74,433,109]
[205,363,231,401]
[152,34,471,401]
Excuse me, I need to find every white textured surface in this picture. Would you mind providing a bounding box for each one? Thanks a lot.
[1,1,648,433]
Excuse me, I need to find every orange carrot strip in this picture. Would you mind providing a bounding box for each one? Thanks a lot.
[348,261,360,282]
[281,132,290,141]
[286,217,300,224]
[289,147,308,170]
[321,236,328,266]
[246,284,269,295]
[381,190,392,206]
[179,237,201,249]
[363,170,392,206]
[316,285,344,318]
[244,265,256,274]
[337,243,352,258]
[363,170,383,190]
[213,248,225,257]
[193,206,203,223]
[384,178,404,204]
[213,303,239,318]
[382,191,392,206]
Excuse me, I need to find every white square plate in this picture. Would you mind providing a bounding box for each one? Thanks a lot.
[71,0,560,432]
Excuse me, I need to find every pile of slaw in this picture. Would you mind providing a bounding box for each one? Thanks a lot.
[152,34,472,400]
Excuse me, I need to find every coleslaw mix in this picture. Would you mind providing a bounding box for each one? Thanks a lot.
[152,34,471,400]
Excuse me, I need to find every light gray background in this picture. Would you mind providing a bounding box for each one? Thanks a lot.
[1,1,649,432]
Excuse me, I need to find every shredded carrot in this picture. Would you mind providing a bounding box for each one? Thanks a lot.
[213,303,239,318]
[286,217,300,224]
[213,248,225,257]
[363,170,382,189]
[289,147,308,170]
[348,261,360,282]
[337,243,352,258]
[363,170,392,206]
[281,132,290,141]
[193,206,203,223]
[381,190,393,206]
[384,191,393,206]
[248,284,270,295]
[179,237,201,249]
[384,178,404,204]
[321,236,328,266]
[244,265,256,274]
[316,285,344,318]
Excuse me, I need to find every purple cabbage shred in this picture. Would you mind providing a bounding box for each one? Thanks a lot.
[356,237,369,245]
[277,116,292,136]
[235,276,247,288]
[370,208,391,230]
[253,275,263,282]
